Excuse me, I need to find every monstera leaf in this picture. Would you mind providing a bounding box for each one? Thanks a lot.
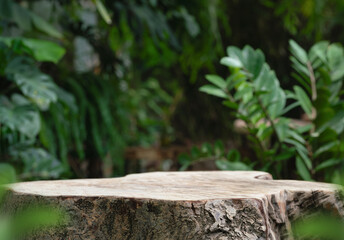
[0,95,40,138]
[5,57,59,110]
[0,37,65,64]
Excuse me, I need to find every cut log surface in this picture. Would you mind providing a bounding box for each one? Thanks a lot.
[5,171,344,240]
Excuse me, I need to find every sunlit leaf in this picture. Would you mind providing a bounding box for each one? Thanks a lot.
[199,85,227,98]
[0,37,65,63]
[289,39,308,64]
[205,75,227,89]
[220,57,243,68]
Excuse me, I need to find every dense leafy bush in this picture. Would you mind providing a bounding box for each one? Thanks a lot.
[200,40,344,182]
[0,39,67,179]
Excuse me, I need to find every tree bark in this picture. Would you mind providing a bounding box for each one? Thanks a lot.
[4,171,344,240]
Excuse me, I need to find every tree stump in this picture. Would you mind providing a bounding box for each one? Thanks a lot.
[4,171,344,239]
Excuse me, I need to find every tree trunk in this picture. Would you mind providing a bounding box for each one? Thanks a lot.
[4,171,344,239]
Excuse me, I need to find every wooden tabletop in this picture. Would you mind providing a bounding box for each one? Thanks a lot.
[8,171,337,201]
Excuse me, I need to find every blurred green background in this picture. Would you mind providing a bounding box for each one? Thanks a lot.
[1,0,344,181]
[2,1,344,239]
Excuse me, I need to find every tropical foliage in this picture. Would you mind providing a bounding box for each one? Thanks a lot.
[200,40,344,182]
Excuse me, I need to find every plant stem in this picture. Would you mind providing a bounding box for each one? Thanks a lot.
[307,61,317,101]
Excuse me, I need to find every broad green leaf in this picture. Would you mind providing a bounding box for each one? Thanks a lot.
[30,12,63,39]
[0,95,40,138]
[220,57,243,68]
[289,40,308,64]
[0,37,65,63]
[5,58,59,110]
[199,85,227,98]
[93,0,112,24]
[331,60,344,81]
[296,156,312,180]
[226,46,243,63]
[309,41,329,64]
[327,43,344,69]
[294,85,313,117]
[315,158,342,172]
[242,46,265,78]
[205,75,227,89]
[313,141,339,158]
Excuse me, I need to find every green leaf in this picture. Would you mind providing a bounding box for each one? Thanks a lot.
[309,41,329,64]
[0,37,65,63]
[5,58,59,110]
[294,85,313,117]
[288,130,305,144]
[331,60,344,81]
[205,75,227,89]
[0,95,40,138]
[289,40,308,64]
[296,156,312,180]
[242,46,265,78]
[222,100,238,110]
[313,141,339,158]
[93,0,112,24]
[30,12,63,38]
[199,85,227,98]
[220,57,243,68]
[234,84,252,101]
[315,158,342,172]
[327,43,344,69]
